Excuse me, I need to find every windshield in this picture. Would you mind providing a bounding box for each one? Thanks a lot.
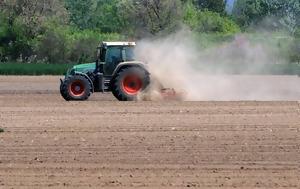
[105,46,122,63]
[123,46,134,61]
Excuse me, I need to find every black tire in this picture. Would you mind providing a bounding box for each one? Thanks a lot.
[111,67,150,101]
[60,75,92,101]
[60,80,70,101]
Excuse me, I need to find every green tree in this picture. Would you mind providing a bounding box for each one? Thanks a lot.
[93,0,126,33]
[64,0,126,33]
[0,13,31,61]
[0,0,68,61]
[184,2,240,34]
[34,21,121,63]
[232,0,300,33]
[193,0,226,14]
[232,0,268,27]
[118,0,182,37]
[1,0,68,35]
[64,0,95,29]
[263,0,300,33]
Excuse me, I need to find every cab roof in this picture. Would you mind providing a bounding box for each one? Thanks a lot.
[102,41,136,47]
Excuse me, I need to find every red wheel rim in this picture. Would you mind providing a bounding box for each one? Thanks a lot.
[122,75,142,95]
[69,80,85,96]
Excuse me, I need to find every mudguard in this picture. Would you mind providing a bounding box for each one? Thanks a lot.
[112,61,149,77]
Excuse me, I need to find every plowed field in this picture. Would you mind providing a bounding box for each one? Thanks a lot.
[0,76,299,188]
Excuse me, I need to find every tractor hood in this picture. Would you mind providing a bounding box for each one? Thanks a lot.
[73,62,96,72]
[66,62,96,76]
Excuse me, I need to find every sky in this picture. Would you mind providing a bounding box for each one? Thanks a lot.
[226,0,236,13]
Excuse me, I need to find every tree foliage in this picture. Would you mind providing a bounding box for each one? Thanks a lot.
[0,0,299,64]
[232,0,300,34]
[64,0,130,33]
[64,0,95,30]
[0,13,32,61]
[93,0,126,33]
[184,2,240,34]
[0,0,68,61]
[34,22,121,63]
[1,0,68,35]
[193,0,226,14]
[232,0,267,27]
[118,0,182,37]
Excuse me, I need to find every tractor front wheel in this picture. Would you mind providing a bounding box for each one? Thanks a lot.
[60,75,92,101]
[112,67,150,101]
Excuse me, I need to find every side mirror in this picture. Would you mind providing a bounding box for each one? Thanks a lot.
[96,47,102,60]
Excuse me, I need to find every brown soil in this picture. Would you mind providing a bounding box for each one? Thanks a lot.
[0,76,299,188]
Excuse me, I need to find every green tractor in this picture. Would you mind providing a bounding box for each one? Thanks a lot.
[60,42,151,101]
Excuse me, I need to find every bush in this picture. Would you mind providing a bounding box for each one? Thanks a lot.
[66,29,121,63]
[192,33,235,48]
[0,15,123,64]
[294,28,300,38]
[183,2,240,35]
[289,39,300,63]
[0,13,34,62]
[292,28,300,63]
[34,21,122,64]
[35,30,68,64]
[0,128,4,133]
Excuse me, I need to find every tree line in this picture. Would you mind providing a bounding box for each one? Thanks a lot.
[0,0,299,64]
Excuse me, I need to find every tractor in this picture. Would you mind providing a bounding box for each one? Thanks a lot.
[60,41,151,101]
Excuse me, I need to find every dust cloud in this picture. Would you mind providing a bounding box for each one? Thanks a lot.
[134,30,300,101]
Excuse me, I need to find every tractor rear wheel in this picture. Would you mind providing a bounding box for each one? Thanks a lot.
[112,67,150,101]
[60,75,92,101]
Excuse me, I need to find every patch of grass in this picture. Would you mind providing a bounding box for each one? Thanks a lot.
[0,62,74,75]
[0,128,4,133]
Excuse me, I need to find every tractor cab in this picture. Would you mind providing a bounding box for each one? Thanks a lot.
[97,42,136,75]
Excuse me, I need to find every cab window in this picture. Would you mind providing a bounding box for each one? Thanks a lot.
[104,46,122,75]
[124,46,134,61]
[105,47,121,63]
